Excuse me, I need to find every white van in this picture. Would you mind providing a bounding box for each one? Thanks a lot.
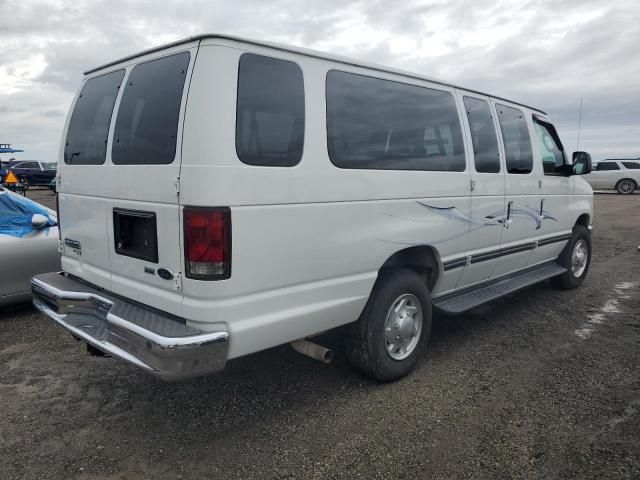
[32,34,594,382]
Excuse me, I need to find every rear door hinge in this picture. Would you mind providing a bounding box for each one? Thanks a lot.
[174,273,182,291]
[173,177,180,195]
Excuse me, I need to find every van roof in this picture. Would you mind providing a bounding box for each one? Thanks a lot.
[85,33,547,115]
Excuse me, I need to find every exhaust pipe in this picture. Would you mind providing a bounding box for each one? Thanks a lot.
[290,339,333,364]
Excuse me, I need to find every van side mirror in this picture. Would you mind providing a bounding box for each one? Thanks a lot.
[31,214,49,229]
[572,151,592,175]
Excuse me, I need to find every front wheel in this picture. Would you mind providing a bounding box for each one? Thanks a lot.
[551,225,591,290]
[346,269,432,381]
[616,179,636,195]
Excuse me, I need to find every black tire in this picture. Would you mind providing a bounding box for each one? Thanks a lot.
[616,178,636,195]
[346,269,432,382]
[19,175,30,191]
[551,224,591,290]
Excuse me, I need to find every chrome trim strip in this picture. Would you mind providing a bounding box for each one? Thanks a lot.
[442,233,571,271]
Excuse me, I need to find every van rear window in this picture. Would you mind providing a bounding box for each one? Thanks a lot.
[112,52,190,165]
[64,70,124,165]
[326,71,466,171]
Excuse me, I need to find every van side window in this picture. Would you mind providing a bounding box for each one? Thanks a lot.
[326,71,465,171]
[463,97,500,173]
[596,162,620,171]
[622,161,640,169]
[236,54,305,167]
[64,70,125,165]
[112,52,190,165]
[496,104,533,174]
[533,118,566,175]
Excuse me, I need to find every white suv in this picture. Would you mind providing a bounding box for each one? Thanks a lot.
[582,159,640,194]
[32,35,594,382]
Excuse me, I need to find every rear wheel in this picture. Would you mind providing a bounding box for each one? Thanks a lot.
[346,269,432,381]
[616,178,636,194]
[551,225,591,290]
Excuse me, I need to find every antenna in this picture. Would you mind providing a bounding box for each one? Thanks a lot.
[576,97,583,151]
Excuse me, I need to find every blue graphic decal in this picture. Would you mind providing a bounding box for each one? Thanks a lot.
[417,202,557,231]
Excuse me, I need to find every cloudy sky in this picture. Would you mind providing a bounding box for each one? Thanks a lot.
[1,0,639,162]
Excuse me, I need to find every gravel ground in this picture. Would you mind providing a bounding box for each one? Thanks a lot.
[1,191,639,480]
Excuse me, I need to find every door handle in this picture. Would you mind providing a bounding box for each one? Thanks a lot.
[538,180,543,189]
[505,201,514,228]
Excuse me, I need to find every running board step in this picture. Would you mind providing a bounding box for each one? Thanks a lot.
[433,262,567,314]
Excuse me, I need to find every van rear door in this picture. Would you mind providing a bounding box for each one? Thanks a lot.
[59,44,197,316]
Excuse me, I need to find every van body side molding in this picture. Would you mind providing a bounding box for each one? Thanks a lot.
[442,233,571,272]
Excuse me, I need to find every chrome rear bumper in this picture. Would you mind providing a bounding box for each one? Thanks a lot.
[31,272,229,381]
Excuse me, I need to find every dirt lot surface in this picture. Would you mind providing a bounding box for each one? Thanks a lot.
[2,191,639,480]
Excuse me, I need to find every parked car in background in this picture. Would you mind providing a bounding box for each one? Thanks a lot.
[8,161,57,188]
[0,187,60,306]
[582,158,640,194]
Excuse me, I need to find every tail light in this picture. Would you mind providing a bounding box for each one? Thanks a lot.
[184,207,231,280]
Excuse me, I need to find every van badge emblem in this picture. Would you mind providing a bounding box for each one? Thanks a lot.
[157,268,174,280]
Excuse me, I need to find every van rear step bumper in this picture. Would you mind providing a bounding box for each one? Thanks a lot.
[31,272,229,381]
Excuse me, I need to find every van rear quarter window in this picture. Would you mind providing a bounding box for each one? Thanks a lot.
[496,104,533,174]
[235,53,305,167]
[64,69,124,165]
[112,52,190,165]
[326,71,465,171]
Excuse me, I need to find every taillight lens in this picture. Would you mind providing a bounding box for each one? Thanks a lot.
[184,207,231,280]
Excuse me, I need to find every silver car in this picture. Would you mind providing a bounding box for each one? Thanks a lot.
[0,187,60,306]
[582,159,640,194]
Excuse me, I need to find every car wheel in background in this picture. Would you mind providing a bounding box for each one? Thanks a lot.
[346,269,432,381]
[19,176,30,191]
[615,179,636,194]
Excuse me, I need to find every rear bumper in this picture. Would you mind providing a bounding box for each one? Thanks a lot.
[31,272,229,381]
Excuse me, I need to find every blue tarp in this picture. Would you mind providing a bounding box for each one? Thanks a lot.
[0,188,57,238]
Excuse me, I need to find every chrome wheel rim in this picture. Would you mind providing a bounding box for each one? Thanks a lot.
[384,293,423,360]
[571,239,588,278]
[618,180,634,194]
